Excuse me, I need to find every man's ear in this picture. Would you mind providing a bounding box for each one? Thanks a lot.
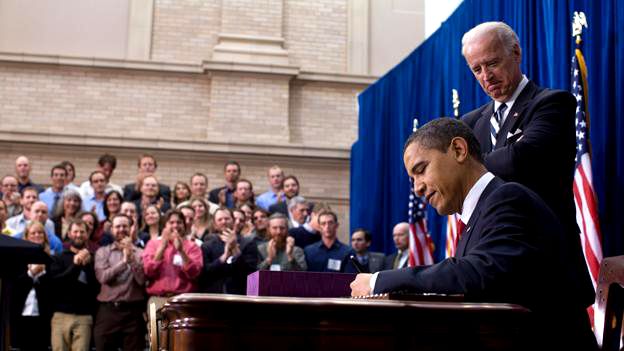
[449,137,469,162]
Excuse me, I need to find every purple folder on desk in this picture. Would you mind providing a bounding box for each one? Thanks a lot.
[247,270,357,298]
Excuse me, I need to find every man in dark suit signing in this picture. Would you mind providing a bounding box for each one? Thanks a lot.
[350,118,596,349]
[460,22,595,308]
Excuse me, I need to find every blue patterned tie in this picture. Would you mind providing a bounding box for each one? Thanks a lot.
[490,103,507,150]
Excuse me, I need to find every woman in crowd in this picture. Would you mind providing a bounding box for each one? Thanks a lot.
[11,221,54,351]
[172,181,192,208]
[252,208,270,242]
[238,202,256,238]
[139,204,162,245]
[101,190,123,232]
[190,197,212,241]
[52,190,83,241]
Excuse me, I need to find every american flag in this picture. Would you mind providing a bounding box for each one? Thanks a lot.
[445,214,461,258]
[571,43,603,325]
[408,178,434,266]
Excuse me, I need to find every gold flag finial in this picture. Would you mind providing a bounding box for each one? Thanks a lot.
[572,11,588,44]
[452,89,460,118]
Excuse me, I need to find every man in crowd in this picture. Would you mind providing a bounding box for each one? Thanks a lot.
[288,202,329,249]
[209,161,241,208]
[15,155,44,193]
[232,179,254,208]
[286,196,309,229]
[257,213,306,271]
[256,166,285,210]
[460,22,594,308]
[1,175,21,217]
[133,174,170,221]
[304,210,350,272]
[94,214,146,351]
[39,164,67,216]
[384,222,410,270]
[268,175,301,215]
[200,207,258,294]
[123,154,171,204]
[187,173,219,214]
[82,170,108,221]
[342,229,385,273]
[49,219,99,351]
[12,201,63,254]
[7,190,61,251]
[80,154,123,199]
[349,118,596,349]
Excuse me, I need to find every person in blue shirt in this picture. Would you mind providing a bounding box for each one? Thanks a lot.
[255,166,286,211]
[13,201,63,255]
[39,164,67,217]
[304,210,350,272]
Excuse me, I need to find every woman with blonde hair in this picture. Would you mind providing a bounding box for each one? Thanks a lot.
[10,221,53,350]
[139,204,162,245]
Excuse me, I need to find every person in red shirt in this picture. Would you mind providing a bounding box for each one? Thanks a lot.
[142,209,203,297]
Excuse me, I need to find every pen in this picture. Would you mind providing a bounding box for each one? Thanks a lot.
[349,255,365,273]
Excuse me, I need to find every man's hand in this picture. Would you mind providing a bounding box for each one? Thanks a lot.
[266,239,277,261]
[285,236,295,260]
[350,273,373,297]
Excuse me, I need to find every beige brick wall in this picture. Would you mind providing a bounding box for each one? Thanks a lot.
[220,0,284,38]
[284,0,348,73]
[0,63,211,140]
[151,0,221,63]
[208,72,290,144]
[289,80,359,147]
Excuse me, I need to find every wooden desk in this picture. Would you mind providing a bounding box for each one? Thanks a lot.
[159,293,531,351]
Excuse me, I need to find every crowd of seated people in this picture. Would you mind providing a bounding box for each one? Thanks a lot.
[1,153,407,350]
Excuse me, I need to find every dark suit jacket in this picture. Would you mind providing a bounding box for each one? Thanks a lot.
[462,81,594,306]
[123,183,171,204]
[374,178,595,347]
[383,252,408,270]
[199,234,259,294]
[268,201,288,215]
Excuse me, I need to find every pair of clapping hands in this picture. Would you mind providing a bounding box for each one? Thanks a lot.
[73,249,92,266]
[219,228,240,262]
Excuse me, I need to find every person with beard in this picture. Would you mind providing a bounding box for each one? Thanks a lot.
[257,213,306,271]
[49,218,99,351]
[94,214,147,351]
[268,175,301,216]
[199,207,258,294]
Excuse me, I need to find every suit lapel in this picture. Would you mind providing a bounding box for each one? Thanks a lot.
[495,81,539,149]
[455,177,504,256]
[476,102,495,151]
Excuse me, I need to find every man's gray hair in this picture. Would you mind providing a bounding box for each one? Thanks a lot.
[461,21,520,57]
[288,196,307,210]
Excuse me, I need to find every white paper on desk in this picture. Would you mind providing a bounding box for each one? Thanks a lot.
[327,258,341,271]
[270,264,281,271]
[173,254,183,267]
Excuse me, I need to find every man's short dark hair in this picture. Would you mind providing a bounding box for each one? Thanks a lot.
[138,154,157,169]
[89,170,107,183]
[317,210,338,224]
[111,213,134,227]
[50,164,67,177]
[403,117,483,163]
[224,160,241,172]
[98,154,117,169]
[353,228,372,242]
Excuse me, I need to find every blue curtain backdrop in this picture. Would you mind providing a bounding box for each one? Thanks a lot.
[351,0,624,261]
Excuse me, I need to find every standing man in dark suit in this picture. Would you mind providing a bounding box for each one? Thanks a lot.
[350,118,596,349]
[460,21,594,308]
[383,222,410,270]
